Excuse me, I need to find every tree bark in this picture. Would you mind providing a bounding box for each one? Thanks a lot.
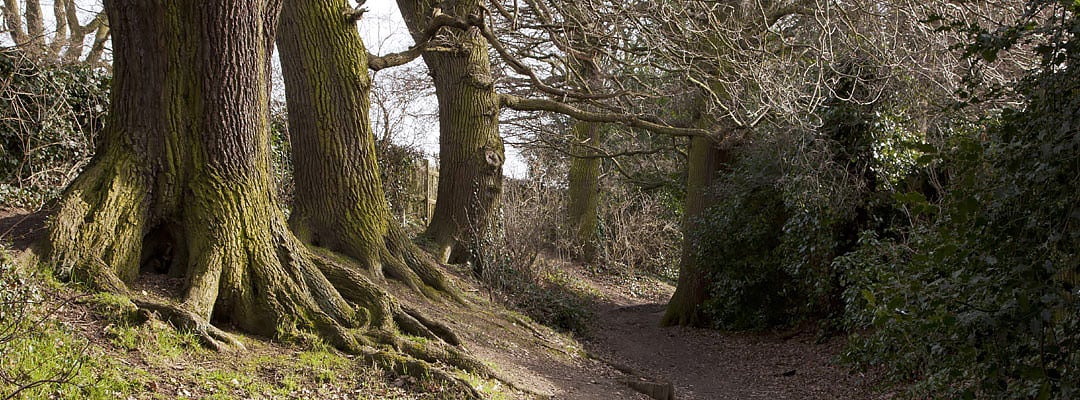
[397,0,504,264]
[23,0,44,55]
[563,19,604,261]
[276,0,454,296]
[46,0,67,59]
[2,0,28,46]
[44,2,475,373]
[566,119,602,261]
[661,135,728,327]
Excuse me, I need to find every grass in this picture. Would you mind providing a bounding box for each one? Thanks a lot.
[0,248,481,400]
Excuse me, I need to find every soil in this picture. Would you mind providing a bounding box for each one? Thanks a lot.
[575,264,891,400]
[1,208,890,399]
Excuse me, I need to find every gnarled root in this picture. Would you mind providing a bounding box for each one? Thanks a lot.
[362,348,484,399]
[132,299,245,352]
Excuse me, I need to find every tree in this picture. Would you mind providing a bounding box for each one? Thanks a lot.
[43,1,485,391]
[396,0,505,265]
[1,0,109,64]
[662,134,728,326]
[560,3,605,262]
[276,0,453,295]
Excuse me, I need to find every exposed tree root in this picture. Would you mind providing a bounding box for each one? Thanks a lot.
[132,299,245,352]
[45,156,496,398]
[362,348,485,399]
[400,304,462,346]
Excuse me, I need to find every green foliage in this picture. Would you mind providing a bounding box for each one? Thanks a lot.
[377,143,431,233]
[269,100,294,210]
[840,4,1080,398]
[693,74,910,330]
[694,152,798,329]
[0,48,109,209]
[1,252,147,399]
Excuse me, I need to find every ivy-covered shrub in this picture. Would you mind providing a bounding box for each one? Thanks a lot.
[693,75,910,330]
[840,4,1080,397]
[694,156,795,329]
[0,49,109,209]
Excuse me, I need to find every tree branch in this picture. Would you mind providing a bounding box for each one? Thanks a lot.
[479,21,626,101]
[499,93,715,139]
[367,12,478,71]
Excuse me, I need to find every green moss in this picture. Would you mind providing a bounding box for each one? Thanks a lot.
[456,371,510,400]
[1,317,150,399]
[87,292,138,323]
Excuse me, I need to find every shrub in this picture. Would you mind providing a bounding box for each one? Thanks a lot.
[0,49,109,209]
[840,6,1080,397]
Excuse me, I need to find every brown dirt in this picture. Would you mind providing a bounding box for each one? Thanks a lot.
[2,208,890,399]
[573,264,891,400]
[0,207,49,250]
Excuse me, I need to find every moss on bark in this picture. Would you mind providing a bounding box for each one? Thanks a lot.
[277,0,458,300]
[42,0,485,395]
[397,0,505,264]
[566,120,603,262]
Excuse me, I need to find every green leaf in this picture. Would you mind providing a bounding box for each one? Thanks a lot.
[861,289,877,306]
[894,191,928,206]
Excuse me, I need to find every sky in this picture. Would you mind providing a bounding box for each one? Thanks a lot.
[339,0,529,178]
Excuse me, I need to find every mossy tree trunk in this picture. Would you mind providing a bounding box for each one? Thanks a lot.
[661,135,728,327]
[566,119,603,261]
[564,26,604,262]
[49,0,358,344]
[45,3,481,380]
[276,0,453,297]
[397,0,504,264]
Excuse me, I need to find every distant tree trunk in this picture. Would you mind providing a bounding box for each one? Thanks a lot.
[662,135,728,327]
[397,0,504,264]
[564,31,604,261]
[276,0,454,295]
[2,0,28,46]
[22,0,44,54]
[566,119,602,261]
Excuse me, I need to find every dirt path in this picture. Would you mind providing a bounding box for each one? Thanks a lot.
[3,208,886,399]
[578,270,887,400]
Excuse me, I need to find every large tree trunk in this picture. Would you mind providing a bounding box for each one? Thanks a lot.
[44,3,478,379]
[276,0,454,296]
[48,0,359,344]
[397,0,504,264]
[661,135,727,327]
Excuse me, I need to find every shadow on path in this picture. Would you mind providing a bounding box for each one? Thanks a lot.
[582,293,886,399]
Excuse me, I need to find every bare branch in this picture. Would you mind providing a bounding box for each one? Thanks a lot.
[368,13,479,71]
[499,93,714,139]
